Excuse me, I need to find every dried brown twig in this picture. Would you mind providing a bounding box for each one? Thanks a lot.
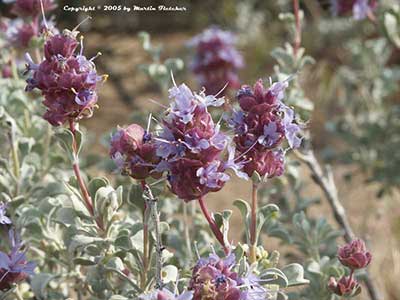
[295,149,381,300]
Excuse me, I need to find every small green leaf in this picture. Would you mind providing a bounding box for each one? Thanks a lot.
[282,263,310,286]
[74,257,96,266]
[233,199,251,244]
[31,273,55,299]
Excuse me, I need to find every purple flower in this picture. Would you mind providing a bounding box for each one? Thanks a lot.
[184,132,210,153]
[11,0,56,18]
[232,79,300,178]
[0,203,12,225]
[224,145,249,180]
[189,253,243,300]
[156,83,232,201]
[25,31,103,126]
[330,0,377,20]
[197,161,230,188]
[169,84,197,124]
[353,0,371,20]
[258,122,281,147]
[0,230,36,290]
[188,27,244,95]
[139,289,193,300]
[281,105,302,149]
[241,273,268,300]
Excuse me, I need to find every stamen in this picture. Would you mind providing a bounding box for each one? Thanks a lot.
[80,36,84,56]
[146,113,152,133]
[234,140,258,162]
[149,98,169,109]
[170,70,177,87]
[102,74,109,83]
[214,81,229,97]
[40,0,48,30]
[72,16,92,32]
[90,52,102,61]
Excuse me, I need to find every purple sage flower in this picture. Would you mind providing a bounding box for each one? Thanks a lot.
[337,239,372,270]
[156,83,238,201]
[188,27,244,95]
[0,203,12,225]
[328,276,361,297]
[139,289,193,300]
[231,79,301,178]
[25,31,104,126]
[0,229,36,290]
[330,0,377,20]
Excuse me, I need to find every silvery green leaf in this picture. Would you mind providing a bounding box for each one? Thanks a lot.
[68,235,105,254]
[384,12,400,48]
[128,184,145,213]
[106,257,125,271]
[31,273,56,299]
[74,257,96,266]
[260,268,288,288]
[88,177,109,199]
[282,263,309,286]
[233,199,251,244]
[109,296,129,300]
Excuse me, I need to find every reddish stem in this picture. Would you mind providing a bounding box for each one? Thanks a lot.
[68,119,103,230]
[293,0,302,56]
[250,183,258,246]
[198,196,229,254]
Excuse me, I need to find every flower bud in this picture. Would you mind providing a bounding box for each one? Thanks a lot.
[328,276,361,297]
[110,124,161,180]
[338,238,372,270]
[11,0,56,18]
[187,27,244,95]
[330,0,377,20]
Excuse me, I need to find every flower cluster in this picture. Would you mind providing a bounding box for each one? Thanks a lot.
[0,230,36,290]
[10,0,56,18]
[1,19,35,48]
[25,30,104,126]
[328,239,372,297]
[229,79,302,179]
[110,124,161,180]
[155,84,244,201]
[330,0,377,20]
[189,253,267,300]
[0,0,56,49]
[188,27,244,95]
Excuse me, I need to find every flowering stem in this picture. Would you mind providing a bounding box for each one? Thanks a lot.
[140,180,149,290]
[198,196,229,254]
[293,0,302,56]
[183,203,193,261]
[249,182,259,263]
[349,269,354,281]
[8,129,20,181]
[142,183,163,289]
[68,120,103,230]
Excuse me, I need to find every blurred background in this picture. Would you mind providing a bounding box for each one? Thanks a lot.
[1,0,399,299]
